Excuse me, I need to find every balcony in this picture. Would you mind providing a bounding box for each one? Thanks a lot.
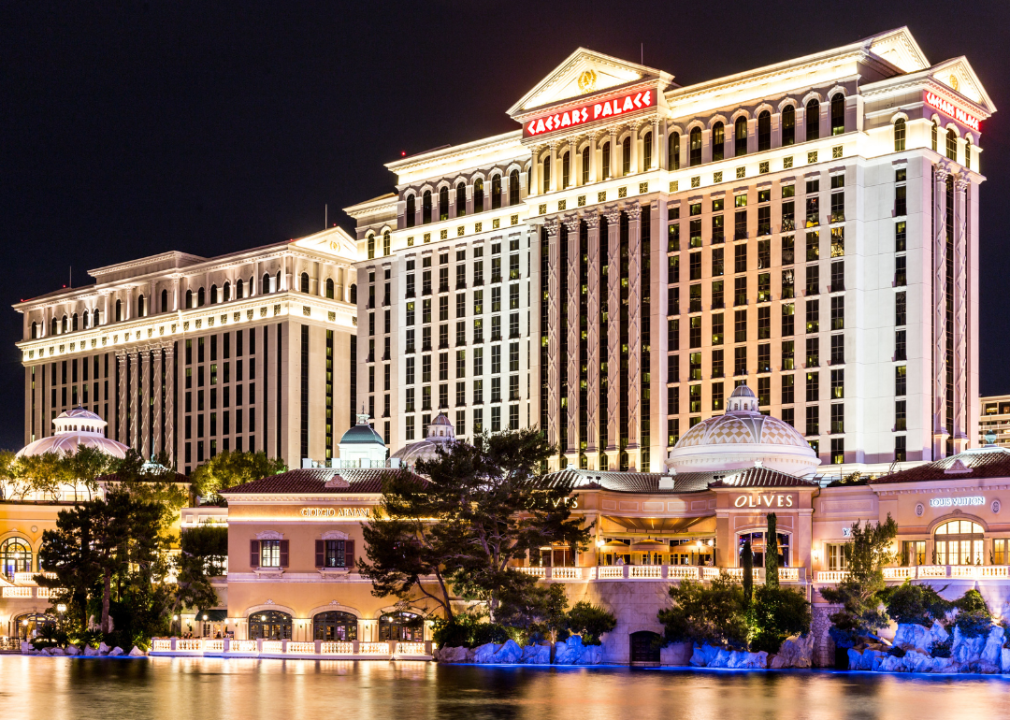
[149,638,432,660]
[456,281,467,290]
[516,565,805,583]
[781,218,796,232]
[491,274,503,284]
[491,333,502,342]
[818,565,1010,584]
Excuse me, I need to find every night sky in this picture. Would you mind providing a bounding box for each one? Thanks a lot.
[4,1,1010,451]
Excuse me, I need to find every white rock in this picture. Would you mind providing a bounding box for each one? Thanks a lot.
[20,641,31,654]
[576,645,603,665]
[50,647,65,656]
[929,621,949,647]
[98,642,110,655]
[981,626,1004,666]
[65,645,80,656]
[879,654,905,672]
[894,624,933,653]
[554,637,584,665]
[109,647,124,657]
[490,640,522,664]
[713,649,734,667]
[769,634,813,669]
[521,644,550,665]
[471,643,500,664]
[129,646,146,657]
[84,645,99,657]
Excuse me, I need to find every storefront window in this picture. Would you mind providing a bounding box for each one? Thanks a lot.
[379,612,424,642]
[249,610,292,640]
[995,539,1008,566]
[313,611,357,641]
[901,541,926,566]
[826,543,849,571]
[0,538,33,580]
[934,520,983,566]
[15,612,54,641]
[737,531,790,567]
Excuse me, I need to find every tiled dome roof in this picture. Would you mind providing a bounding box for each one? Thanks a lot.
[677,413,809,449]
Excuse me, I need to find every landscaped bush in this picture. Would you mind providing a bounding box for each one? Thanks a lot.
[566,602,617,646]
[470,622,511,647]
[658,575,749,650]
[930,638,952,658]
[954,611,993,639]
[884,581,950,626]
[748,585,811,654]
[953,589,990,617]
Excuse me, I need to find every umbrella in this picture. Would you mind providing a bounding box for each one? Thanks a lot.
[629,538,670,553]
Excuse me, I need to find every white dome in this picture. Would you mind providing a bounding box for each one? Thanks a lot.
[391,413,455,467]
[667,385,819,475]
[17,407,129,459]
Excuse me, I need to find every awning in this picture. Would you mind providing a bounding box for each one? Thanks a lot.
[629,539,670,553]
[196,609,228,622]
[602,516,710,532]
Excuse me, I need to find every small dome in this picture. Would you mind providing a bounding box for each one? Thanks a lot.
[392,414,456,467]
[667,384,819,475]
[17,407,128,459]
[339,413,385,446]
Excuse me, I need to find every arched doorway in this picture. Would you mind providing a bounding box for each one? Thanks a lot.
[378,612,423,642]
[737,530,791,567]
[313,611,357,641]
[248,611,292,640]
[14,612,54,641]
[934,519,984,565]
[0,538,33,580]
[629,631,661,664]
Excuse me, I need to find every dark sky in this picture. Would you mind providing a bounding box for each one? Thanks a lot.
[4,1,1010,450]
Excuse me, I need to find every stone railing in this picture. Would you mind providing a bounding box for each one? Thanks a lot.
[149,638,433,659]
[519,565,805,583]
[819,565,1010,583]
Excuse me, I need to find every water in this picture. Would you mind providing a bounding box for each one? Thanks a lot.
[5,656,1010,720]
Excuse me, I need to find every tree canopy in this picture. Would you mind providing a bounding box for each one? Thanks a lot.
[190,451,287,502]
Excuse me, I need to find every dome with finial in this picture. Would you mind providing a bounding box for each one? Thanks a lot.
[17,407,130,459]
[391,413,456,468]
[667,384,819,475]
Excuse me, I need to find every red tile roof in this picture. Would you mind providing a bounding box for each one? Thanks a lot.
[544,466,816,493]
[873,447,1010,484]
[220,468,425,496]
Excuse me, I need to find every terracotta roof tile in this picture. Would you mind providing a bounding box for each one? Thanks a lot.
[220,468,424,495]
[873,447,1010,484]
[544,467,815,493]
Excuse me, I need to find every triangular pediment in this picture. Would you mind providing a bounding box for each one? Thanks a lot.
[929,57,994,112]
[508,48,669,118]
[864,27,929,73]
[292,226,358,258]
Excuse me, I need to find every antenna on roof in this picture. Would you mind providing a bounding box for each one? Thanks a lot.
[325,204,328,229]
[641,43,644,65]
[69,266,72,289]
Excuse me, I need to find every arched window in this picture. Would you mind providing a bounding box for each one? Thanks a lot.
[601,142,611,179]
[806,99,820,141]
[830,93,845,135]
[249,276,255,296]
[314,611,358,641]
[115,299,123,322]
[946,128,958,161]
[378,611,424,642]
[561,153,570,188]
[965,136,973,170]
[508,170,520,205]
[61,315,68,333]
[758,111,771,151]
[235,280,243,301]
[248,610,292,640]
[668,132,680,170]
[160,289,168,312]
[422,190,432,224]
[542,156,551,193]
[581,147,590,185]
[14,612,53,641]
[456,182,467,217]
[689,127,702,166]
[438,186,449,221]
[92,309,100,327]
[349,283,357,304]
[325,278,334,299]
[734,116,748,156]
[261,274,271,295]
[275,271,282,292]
[622,136,631,176]
[934,519,984,565]
[712,123,724,162]
[473,178,484,213]
[223,281,231,302]
[491,173,502,209]
[300,273,310,293]
[932,121,938,152]
[777,107,794,150]
[383,230,390,256]
[72,312,79,331]
[197,287,206,307]
[367,233,375,259]
[643,131,653,171]
[0,537,33,579]
[620,451,629,471]
[738,529,791,567]
[893,118,906,152]
[405,194,416,227]
[50,317,58,336]
[139,293,148,316]
[185,290,193,309]
[31,322,38,339]
[209,285,218,305]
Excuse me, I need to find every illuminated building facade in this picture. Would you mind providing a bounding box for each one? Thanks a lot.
[14,228,360,474]
[347,27,994,477]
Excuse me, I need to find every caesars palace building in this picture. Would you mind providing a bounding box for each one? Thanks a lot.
[14,27,993,478]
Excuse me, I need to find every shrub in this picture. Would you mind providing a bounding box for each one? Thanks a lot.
[884,581,950,626]
[567,602,617,646]
[748,585,811,654]
[658,575,749,650]
[930,638,952,658]
[470,622,511,647]
[955,611,993,639]
[432,618,472,649]
[954,589,990,617]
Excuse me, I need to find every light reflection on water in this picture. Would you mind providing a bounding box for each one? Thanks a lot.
[5,656,1010,720]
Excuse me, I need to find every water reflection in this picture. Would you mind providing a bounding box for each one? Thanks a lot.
[5,657,1010,720]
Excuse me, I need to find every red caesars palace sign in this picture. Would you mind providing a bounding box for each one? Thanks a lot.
[924,91,981,132]
[523,89,655,139]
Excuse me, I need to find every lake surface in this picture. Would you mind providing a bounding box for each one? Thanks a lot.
[6,656,1010,720]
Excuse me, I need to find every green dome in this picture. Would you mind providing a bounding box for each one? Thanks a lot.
[339,413,385,446]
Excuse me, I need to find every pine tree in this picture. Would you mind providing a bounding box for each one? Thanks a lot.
[765,513,779,589]
[742,540,754,605]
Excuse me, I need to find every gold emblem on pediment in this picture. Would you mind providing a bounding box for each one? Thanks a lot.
[578,69,597,95]
[950,74,959,92]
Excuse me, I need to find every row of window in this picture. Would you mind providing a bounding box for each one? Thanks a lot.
[404,170,523,228]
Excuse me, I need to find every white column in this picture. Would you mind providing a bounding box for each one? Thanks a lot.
[545,219,561,462]
[548,142,558,193]
[626,203,642,470]
[529,145,540,198]
[585,214,601,466]
[130,351,141,452]
[141,348,151,459]
[165,344,175,464]
[952,175,969,452]
[932,166,950,459]
[565,215,581,460]
[153,346,163,457]
[117,352,128,444]
[604,208,622,463]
